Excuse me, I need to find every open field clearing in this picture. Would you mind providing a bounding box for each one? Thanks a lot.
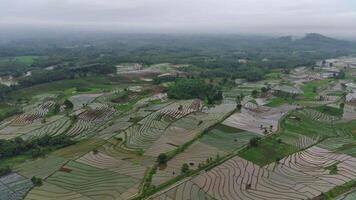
[0,173,33,200]
[46,161,139,200]
[14,155,68,179]
[223,105,295,135]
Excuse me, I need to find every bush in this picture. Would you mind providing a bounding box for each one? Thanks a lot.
[249,137,260,147]
[31,176,43,186]
[0,166,12,176]
[167,79,222,104]
[157,153,168,164]
[181,163,190,174]
[64,99,74,110]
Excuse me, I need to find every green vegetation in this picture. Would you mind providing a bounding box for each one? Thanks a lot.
[157,153,168,164]
[302,79,330,100]
[266,97,295,107]
[322,180,356,200]
[0,103,22,121]
[167,79,222,104]
[238,136,297,166]
[200,124,259,152]
[14,56,38,65]
[31,176,43,186]
[0,135,76,168]
[0,166,12,176]
[314,105,343,117]
[324,162,339,174]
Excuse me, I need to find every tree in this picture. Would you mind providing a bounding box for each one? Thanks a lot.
[157,153,168,164]
[249,137,260,147]
[31,176,43,186]
[340,103,345,110]
[251,90,259,98]
[64,99,74,110]
[181,163,189,174]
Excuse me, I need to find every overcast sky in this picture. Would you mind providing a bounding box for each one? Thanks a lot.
[1,0,356,38]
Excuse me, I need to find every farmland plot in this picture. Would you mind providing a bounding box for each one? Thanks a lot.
[25,182,91,200]
[125,100,201,150]
[145,102,236,157]
[65,103,115,139]
[21,115,71,140]
[69,93,103,110]
[0,173,33,200]
[152,146,356,200]
[76,151,147,180]
[14,155,68,179]
[152,141,226,186]
[223,105,295,135]
[46,161,140,200]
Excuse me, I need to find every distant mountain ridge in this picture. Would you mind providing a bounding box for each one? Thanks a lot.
[271,33,356,50]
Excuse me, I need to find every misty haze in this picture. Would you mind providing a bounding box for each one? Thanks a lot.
[0,1,356,200]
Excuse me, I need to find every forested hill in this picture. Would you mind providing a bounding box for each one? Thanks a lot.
[0,33,356,86]
[267,33,356,50]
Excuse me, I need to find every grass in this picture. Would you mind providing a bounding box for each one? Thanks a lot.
[0,103,21,121]
[200,124,259,152]
[322,180,356,200]
[14,56,38,65]
[8,76,129,101]
[314,105,343,117]
[0,154,32,169]
[238,136,297,166]
[302,79,331,100]
[265,72,282,79]
[324,162,339,175]
[266,97,296,107]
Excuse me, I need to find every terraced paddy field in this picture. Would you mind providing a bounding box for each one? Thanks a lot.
[25,182,91,200]
[14,155,68,179]
[0,173,33,200]
[222,105,295,135]
[278,109,355,149]
[45,161,140,200]
[151,146,356,200]
[199,124,260,152]
[152,141,226,185]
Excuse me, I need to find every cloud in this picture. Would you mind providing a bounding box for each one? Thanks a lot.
[1,0,356,38]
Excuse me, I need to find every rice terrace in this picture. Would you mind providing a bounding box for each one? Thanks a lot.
[1,11,356,199]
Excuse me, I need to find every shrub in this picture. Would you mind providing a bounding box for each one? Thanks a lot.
[181,163,189,174]
[31,176,43,186]
[0,166,11,176]
[157,153,168,164]
[249,137,260,147]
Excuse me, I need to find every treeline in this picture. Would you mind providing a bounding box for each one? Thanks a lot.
[17,63,115,87]
[167,79,223,104]
[0,135,76,160]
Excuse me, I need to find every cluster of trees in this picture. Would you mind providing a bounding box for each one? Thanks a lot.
[0,135,76,160]
[167,79,223,104]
